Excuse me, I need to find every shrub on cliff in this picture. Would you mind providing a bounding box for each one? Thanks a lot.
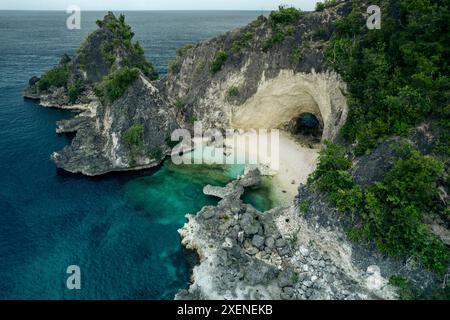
[210,51,228,74]
[308,141,353,198]
[96,13,158,81]
[263,6,302,51]
[231,32,254,53]
[68,80,84,104]
[95,68,140,105]
[176,44,194,57]
[315,0,340,12]
[309,142,449,274]
[268,6,302,26]
[38,65,69,91]
[326,0,450,155]
[123,123,144,164]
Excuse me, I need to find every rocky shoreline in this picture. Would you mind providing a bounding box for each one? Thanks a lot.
[24,4,351,176]
[176,167,440,300]
[22,2,447,300]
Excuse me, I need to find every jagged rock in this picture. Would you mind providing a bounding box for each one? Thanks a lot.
[59,53,71,65]
[238,168,261,187]
[24,12,164,175]
[51,74,177,175]
[176,169,413,300]
[24,0,352,178]
[265,237,275,249]
[251,235,265,249]
[352,138,400,186]
[28,76,40,86]
[240,213,260,236]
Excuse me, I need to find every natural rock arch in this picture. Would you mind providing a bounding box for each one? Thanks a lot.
[231,70,348,143]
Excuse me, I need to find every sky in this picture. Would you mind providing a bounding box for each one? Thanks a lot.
[0,0,320,11]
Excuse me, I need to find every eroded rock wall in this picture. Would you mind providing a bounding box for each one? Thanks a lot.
[177,169,403,300]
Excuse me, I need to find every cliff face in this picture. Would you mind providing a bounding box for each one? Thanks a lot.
[165,6,349,141]
[177,168,399,300]
[24,1,442,300]
[52,74,176,175]
[25,12,174,175]
[24,3,353,176]
[177,163,440,300]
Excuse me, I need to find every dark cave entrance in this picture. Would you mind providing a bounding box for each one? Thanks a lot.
[286,112,323,146]
[295,113,321,136]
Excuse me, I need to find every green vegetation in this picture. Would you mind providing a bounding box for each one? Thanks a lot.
[227,86,239,98]
[38,65,69,91]
[326,0,450,155]
[309,2,450,280]
[309,142,449,274]
[299,199,311,215]
[136,60,158,81]
[313,26,327,40]
[101,14,135,49]
[174,97,187,110]
[95,68,140,105]
[263,6,302,51]
[133,41,145,55]
[250,17,264,28]
[123,123,144,164]
[263,31,286,51]
[176,44,194,57]
[288,37,313,64]
[150,146,163,160]
[232,32,254,53]
[210,50,228,74]
[388,274,450,300]
[315,0,340,11]
[269,6,302,26]
[289,46,302,66]
[68,81,84,104]
[100,42,116,64]
[97,14,158,80]
[188,116,198,125]
[388,275,412,299]
[168,44,194,74]
[168,60,179,74]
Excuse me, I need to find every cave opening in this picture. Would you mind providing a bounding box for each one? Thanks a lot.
[296,113,321,135]
[287,112,323,146]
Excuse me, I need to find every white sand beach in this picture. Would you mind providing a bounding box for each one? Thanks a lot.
[177,130,320,206]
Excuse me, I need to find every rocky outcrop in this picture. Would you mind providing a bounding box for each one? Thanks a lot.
[24,12,172,175]
[23,1,447,300]
[52,74,177,175]
[24,3,354,175]
[165,5,349,141]
[176,169,416,300]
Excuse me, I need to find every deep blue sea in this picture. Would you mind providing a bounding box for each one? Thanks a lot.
[0,11,269,299]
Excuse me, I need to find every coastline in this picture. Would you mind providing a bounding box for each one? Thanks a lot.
[176,131,319,206]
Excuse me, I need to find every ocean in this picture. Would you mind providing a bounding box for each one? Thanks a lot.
[0,10,269,299]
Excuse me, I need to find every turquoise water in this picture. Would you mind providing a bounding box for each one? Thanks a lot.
[0,11,271,299]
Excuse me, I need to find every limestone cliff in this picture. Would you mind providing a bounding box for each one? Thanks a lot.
[176,167,440,300]
[24,3,352,175]
[24,12,175,175]
[23,1,445,300]
[165,5,349,141]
